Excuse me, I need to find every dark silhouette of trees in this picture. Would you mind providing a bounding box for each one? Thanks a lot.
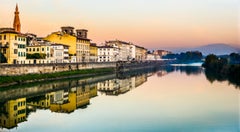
[230,53,240,64]
[26,53,46,59]
[203,53,240,88]
[162,51,203,63]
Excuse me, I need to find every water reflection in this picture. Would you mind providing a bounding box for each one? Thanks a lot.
[0,66,239,131]
[98,74,147,96]
[0,98,27,129]
[205,69,240,89]
[156,66,203,77]
[0,70,150,130]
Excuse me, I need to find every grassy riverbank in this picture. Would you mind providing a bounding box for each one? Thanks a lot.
[0,68,115,87]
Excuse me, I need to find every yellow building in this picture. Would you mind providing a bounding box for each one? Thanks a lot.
[0,28,27,64]
[90,43,98,62]
[26,44,53,64]
[0,98,26,129]
[44,26,76,56]
[76,29,90,62]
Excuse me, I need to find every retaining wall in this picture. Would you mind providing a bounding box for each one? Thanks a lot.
[0,62,116,76]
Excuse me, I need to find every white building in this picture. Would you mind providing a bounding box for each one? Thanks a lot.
[147,53,155,60]
[51,44,69,63]
[97,46,119,62]
[105,40,132,61]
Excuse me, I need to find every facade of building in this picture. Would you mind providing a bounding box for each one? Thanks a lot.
[105,40,132,61]
[153,50,172,57]
[44,26,77,56]
[147,53,155,60]
[97,46,119,62]
[51,44,69,63]
[76,29,90,62]
[0,28,27,64]
[90,43,98,62]
[130,44,136,61]
[26,44,52,64]
[135,46,147,61]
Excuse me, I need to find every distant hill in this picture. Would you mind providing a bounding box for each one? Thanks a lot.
[173,43,240,55]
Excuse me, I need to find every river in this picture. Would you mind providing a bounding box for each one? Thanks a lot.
[0,66,239,132]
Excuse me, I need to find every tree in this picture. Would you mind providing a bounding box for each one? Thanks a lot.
[202,54,218,69]
[230,53,240,64]
[27,53,46,59]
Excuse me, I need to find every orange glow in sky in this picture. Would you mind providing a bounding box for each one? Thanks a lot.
[0,0,239,49]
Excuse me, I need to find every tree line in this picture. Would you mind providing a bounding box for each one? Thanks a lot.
[202,53,240,88]
[162,51,203,63]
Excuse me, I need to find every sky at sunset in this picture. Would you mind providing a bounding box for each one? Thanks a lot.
[0,0,239,49]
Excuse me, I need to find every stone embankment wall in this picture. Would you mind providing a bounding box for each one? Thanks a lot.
[0,61,171,76]
[0,62,116,76]
[116,61,170,73]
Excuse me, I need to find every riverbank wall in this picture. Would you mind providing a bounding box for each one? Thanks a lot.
[0,61,171,76]
[0,62,116,76]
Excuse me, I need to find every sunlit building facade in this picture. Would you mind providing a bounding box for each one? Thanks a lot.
[0,28,27,64]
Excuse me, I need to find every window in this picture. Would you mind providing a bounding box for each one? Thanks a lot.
[14,49,18,54]
[18,52,20,57]
[33,48,35,51]
[29,48,31,51]
[0,35,2,40]
[42,48,44,51]
[4,35,6,40]
[37,48,39,51]
[15,36,17,40]
[26,48,28,52]
[47,47,49,51]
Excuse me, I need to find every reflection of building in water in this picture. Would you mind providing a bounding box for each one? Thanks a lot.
[50,89,76,113]
[135,74,147,87]
[27,93,54,109]
[98,74,147,96]
[0,98,26,129]
[0,79,99,129]
[26,82,98,114]
[97,79,120,95]
[89,83,98,98]
[157,70,168,77]
[52,90,69,104]
[76,86,90,108]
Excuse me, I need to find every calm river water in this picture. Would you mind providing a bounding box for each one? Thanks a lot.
[0,66,239,132]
